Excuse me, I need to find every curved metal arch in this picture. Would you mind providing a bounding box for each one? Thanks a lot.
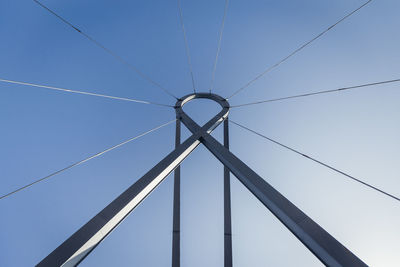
[175,92,230,134]
[175,92,229,108]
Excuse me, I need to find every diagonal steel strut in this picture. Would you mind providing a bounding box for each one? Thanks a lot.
[36,93,228,267]
[37,93,367,267]
[177,93,367,267]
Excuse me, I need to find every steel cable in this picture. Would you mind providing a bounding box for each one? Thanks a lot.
[230,120,400,202]
[0,119,176,200]
[33,0,178,100]
[231,78,400,108]
[178,0,196,93]
[0,78,173,107]
[227,0,373,100]
[209,0,230,94]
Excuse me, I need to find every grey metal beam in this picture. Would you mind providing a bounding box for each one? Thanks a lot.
[172,120,181,267]
[37,93,229,267]
[175,93,367,267]
[223,119,233,267]
[39,92,368,266]
[200,133,368,267]
[37,132,203,267]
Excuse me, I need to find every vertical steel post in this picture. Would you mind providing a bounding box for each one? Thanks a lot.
[172,120,181,267]
[224,119,233,267]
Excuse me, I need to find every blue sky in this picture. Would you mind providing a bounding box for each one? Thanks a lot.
[0,0,399,266]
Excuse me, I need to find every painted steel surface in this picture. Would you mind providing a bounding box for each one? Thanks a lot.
[38,93,366,267]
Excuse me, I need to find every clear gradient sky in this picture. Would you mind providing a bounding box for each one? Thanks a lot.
[0,0,399,266]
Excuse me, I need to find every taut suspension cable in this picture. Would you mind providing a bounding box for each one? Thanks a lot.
[230,120,400,202]
[33,0,179,100]
[0,78,173,107]
[227,0,373,100]
[0,119,176,200]
[209,0,230,94]
[231,78,400,108]
[178,0,197,93]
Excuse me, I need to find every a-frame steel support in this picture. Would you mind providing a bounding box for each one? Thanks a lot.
[171,114,232,267]
[37,93,367,267]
